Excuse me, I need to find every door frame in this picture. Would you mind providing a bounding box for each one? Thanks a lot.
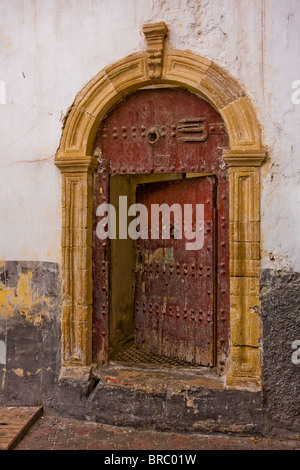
[54,22,266,390]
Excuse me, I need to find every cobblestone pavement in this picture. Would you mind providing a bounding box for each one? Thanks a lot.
[14,412,300,450]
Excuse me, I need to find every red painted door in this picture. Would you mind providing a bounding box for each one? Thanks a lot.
[134,176,216,366]
[93,87,230,369]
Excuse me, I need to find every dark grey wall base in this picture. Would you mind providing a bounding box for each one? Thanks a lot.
[0,261,61,405]
[1,262,300,437]
[261,269,300,436]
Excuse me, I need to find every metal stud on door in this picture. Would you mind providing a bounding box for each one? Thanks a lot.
[134,176,216,366]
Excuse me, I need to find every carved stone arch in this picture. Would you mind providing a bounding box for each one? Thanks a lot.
[55,23,266,390]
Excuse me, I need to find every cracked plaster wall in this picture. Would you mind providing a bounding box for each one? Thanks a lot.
[0,0,299,270]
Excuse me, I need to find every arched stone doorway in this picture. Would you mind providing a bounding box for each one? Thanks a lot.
[55,22,266,390]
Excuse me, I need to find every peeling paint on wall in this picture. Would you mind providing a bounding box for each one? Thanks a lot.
[0,270,52,324]
[12,368,24,377]
[0,260,61,403]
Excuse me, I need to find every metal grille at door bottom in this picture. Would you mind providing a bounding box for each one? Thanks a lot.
[111,344,201,367]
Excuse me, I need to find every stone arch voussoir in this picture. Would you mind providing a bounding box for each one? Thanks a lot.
[55,23,266,391]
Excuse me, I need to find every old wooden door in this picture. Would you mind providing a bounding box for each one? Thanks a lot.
[92,87,230,369]
[134,176,216,366]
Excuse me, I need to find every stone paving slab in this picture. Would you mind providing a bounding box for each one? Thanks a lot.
[0,406,43,450]
[13,412,300,451]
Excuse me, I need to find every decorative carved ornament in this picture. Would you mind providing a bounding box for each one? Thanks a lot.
[142,22,168,79]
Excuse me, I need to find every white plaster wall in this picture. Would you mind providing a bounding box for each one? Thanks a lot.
[0,0,299,271]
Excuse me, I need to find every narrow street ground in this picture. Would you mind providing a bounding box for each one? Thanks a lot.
[14,412,300,451]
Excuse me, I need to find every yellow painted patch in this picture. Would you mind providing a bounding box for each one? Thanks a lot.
[12,368,24,377]
[0,284,15,317]
[0,270,52,324]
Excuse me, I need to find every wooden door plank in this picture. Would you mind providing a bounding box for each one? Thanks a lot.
[0,406,43,450]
